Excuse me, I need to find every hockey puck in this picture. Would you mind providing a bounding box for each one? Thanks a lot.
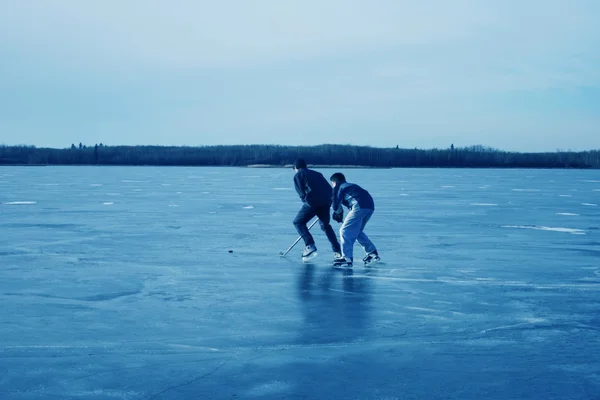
[228,250,233,253]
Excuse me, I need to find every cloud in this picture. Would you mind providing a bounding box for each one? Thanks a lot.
[2,0,598,84]
[0,1,520,67]
[0,0,598,150]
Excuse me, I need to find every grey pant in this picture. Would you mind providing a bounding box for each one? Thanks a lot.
[340,208,376,260]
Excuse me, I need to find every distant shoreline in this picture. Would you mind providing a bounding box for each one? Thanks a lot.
[0,164,594,170]
[1,144,598,169]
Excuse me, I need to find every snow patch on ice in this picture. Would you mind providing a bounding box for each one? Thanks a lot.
[512,189,540,192]
[559,195,572,197]
[103,202,114,205]
[272,187,292,191]
[106,193,121,196]
[582,203,598,207]
[555,213,579,216]
[480,322,541,334]
[405,306,441,313]
[168,204,179,207]
[243,205,255,209]
[122,180,149,183]
[3,201,37,205]
[89,184,103,187]
[523,317,547,323]
[442,185,455,188]
[71,389,143,398]
[582,180,600,183]
[471,203,498,206]
[167,344,219,351]
[502,225,585,235]
[245,381,291,397]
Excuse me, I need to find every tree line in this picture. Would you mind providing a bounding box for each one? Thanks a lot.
[0,144,599,168]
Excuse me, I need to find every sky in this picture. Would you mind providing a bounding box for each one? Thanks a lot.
[0,0,599,152]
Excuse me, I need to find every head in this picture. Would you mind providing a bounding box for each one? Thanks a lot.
[330,172,346,188]
[292,158,307,172]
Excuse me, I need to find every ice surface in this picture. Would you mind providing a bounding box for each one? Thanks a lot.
[1,166,599,399]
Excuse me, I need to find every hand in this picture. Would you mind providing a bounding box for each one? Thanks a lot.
[332,211,343,223]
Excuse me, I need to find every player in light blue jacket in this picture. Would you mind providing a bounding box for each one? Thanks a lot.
[330,172,380,268]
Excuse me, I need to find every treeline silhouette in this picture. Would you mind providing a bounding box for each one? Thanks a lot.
[0,143,599,168]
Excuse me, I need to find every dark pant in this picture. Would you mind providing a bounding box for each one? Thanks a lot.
[293,204,341,253]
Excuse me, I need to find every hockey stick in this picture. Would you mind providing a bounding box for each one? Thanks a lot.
[279,218,319,257]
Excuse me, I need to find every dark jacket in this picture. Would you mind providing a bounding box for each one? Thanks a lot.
[293,168,333,207]
[332,182,374,212]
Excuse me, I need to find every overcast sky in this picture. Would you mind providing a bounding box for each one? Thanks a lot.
[1,0,599,151]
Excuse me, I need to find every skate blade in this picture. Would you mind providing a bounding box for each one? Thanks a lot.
[333,263,353,269]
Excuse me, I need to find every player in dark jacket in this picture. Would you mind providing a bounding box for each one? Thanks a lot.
[292,159,342,261]
[330,172,380,268]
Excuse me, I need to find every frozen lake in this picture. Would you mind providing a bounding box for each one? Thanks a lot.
[1,166,599,399]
